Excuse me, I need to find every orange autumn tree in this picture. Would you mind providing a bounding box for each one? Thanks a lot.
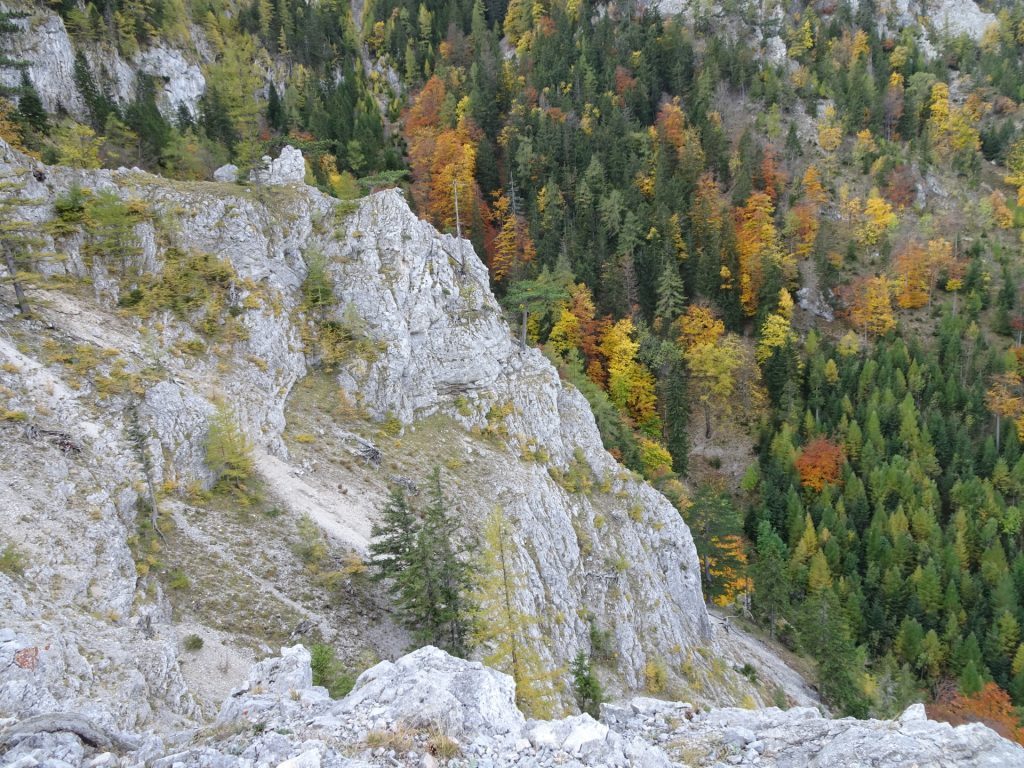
[490,192,535,282]
[708,534,749,607]
[795,437,846,492]
[985,371,1024,451]
[404,76,489,243]
[548,282,608,385]
[846,275,896,339]
[928,682,1024,746]
[893,239,954,309]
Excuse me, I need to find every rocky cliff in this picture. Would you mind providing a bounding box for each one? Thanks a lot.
[0,4,205,121]
[0,134,808,746]
[5,644,1020,767]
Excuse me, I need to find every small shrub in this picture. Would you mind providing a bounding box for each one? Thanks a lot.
[1,410,28,422]
[183,634,204,651]
[589,621,616,664]
[310,643,355,698]
[740,662,758,683]
[645,658,668,694]
[168,569,190,590]
[379,412,402,437]
[427,728,460,759]
[294,516,328,570]
[628,503,644,522]
[366,728,414,752]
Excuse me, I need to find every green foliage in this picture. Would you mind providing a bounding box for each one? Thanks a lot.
[203,404,258,504]
[301,248,335,312]
[369,469,473,656]
[83,190,145,274]
[310,643,356,698]
[294,515,328,569]
[570,651,604,717]
[183,634,204,651]
[122,249,250,342]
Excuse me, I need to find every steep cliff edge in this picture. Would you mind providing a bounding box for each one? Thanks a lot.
[0,137,811,746]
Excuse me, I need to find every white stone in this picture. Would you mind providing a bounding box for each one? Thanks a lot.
[275,749,321,768]
[213,164,239,183]
[250,146,307,185]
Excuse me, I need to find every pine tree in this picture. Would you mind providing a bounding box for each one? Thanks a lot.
[368,486,419,582]
[654,259,685,330]
[660,349,690,476]
[14,72,47,135]
[417,467,472,655]
[751,519,790,639]
[370,469,471,656]
[570,651,604,717]
[470,508,556,718]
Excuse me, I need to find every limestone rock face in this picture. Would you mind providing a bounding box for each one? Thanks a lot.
[0,12,85,117]
[134,46,206,119]
[250,146,308,186]
[0,8,205,121]
[327,189,712,692]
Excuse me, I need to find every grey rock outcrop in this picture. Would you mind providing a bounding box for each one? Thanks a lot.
[8,645,1020,768]
[0,130,714,734]
[0,6,205,121]
[337,647,525,739]
[250,146,308,185]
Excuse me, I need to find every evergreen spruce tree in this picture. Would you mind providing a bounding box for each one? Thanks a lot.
[570,651,604,717]
[660,349,690,476]
[417,466,472,655]
[368,470,471,656]
[751,519,790,638]
[15,72,47,134]
[654,259,685,330]
[368,486,419,582]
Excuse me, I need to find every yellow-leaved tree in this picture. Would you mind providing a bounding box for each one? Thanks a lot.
[677,304,744,438]
[470,508,557,718]
[599,318,661,436]
[857,188,897,246]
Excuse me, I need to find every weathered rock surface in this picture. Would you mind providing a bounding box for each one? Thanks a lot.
[250,146,308,185]
[0,5,205,120]
[6,645,1020,768]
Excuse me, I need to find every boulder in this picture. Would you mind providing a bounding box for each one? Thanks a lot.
[213,164,239,183]
[250,146,307,186]
[337,646,524,740]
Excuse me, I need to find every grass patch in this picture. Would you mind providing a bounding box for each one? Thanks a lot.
[0,544,26,576]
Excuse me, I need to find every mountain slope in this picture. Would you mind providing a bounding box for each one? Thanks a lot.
[0,139,811,739]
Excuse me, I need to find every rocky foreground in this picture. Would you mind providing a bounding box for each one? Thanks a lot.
[2,645,1020,768]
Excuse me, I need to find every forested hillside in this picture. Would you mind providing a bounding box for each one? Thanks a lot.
[5,0,1024,735]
